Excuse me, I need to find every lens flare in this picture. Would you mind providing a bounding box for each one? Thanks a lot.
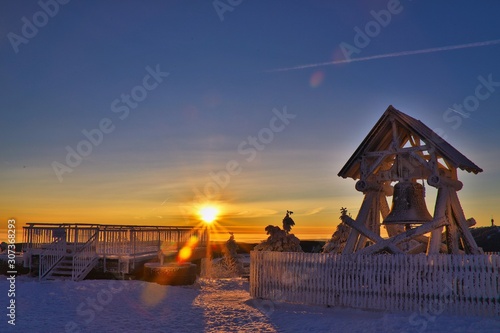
[178,247,192,262]
[177,235,199,263]
[309,70,325,88]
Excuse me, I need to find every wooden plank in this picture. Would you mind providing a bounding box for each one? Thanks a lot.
[445,196,460,254]
[427,187,449,254]
[342,192,375,254]
[356,217,448,255]
[342,215,404,254]
[448,190,482,254]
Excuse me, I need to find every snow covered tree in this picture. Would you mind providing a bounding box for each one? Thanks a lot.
[221,232,243,276]
[254,211,303,252]
[204,232,244,278]
[322,207,351,254]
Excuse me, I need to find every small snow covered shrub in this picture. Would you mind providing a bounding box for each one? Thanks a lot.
[322,207,351,254]
[254,211,303,252]
[220,232,244,276]
[203,233,244,278]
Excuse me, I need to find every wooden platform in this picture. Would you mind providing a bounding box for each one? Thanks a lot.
[22,223,209,281]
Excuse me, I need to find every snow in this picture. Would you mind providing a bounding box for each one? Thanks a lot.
[1,276,499,333]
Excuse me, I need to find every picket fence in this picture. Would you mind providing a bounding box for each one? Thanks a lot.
[250,251,500,317]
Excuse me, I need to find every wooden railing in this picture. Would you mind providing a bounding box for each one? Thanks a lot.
[24,223,209,262]
[72,230,99,281]
[38,237,67,281]
[96,225,207,257]
[250,252,500,317]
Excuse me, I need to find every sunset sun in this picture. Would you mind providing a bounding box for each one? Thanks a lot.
[199,206,219,224]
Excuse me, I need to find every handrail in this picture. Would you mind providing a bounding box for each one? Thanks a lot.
[25,222,193,229]
[72,229,99,281]
[39,237,67,281]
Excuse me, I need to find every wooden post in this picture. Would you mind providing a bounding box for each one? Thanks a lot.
[427,186,448,254]
[445,196,460,254]
[343,191,375,254]
[448,190,482,254]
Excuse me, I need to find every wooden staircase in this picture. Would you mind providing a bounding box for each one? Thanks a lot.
[45,256,74,280]
[39,229,99,281]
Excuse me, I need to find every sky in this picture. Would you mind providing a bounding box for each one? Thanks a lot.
[1,0,500,242]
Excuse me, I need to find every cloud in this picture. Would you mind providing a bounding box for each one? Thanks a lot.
[302,206,326,216]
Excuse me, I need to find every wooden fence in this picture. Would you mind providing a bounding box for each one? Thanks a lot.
[250,251,500,317]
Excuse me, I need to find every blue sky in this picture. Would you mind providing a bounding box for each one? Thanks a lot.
[1,1,500,241]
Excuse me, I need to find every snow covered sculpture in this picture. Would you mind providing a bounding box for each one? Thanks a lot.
[254,211,303,252]
[322,208,351,254]
[282,210,295,233]
[337,106,482,255]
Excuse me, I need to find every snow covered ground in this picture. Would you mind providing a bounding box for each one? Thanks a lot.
[1,276,499,333]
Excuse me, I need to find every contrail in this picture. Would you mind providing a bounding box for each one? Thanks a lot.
[269,39,500,72]
[447,108,470,119]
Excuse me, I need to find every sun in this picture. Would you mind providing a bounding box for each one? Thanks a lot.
[199,206,218,224]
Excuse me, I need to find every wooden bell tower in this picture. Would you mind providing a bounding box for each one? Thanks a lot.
[337,105,483,255]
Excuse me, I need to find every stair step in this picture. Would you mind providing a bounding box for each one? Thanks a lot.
[52,267,72,272]
[58,263,73,267]
[46,276,71,280]
[42,254,98,281]
[52,267,73,274]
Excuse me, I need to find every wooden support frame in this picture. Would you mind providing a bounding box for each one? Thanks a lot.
[337,106,483,256]
[356,217,448,255]
[342,184,481,255]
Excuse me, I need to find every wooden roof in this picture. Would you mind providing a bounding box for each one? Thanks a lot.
[338,105,483,179]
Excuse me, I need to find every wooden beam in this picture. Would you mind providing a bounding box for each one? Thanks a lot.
[427,186,448,254]
[363,145,431,157]
[408,241,448,254]
[445,197,460,254]
[367,153,391,177]
[427,175,463,191]
[356,216,448,255]
[448,190,482,254]
[343,228,360,254]
[391,118,399,146]
[355,235,368,251]
[342,192,376,254]
[409,151,432,172]
[342,215,404,254]
[372,191,381,235]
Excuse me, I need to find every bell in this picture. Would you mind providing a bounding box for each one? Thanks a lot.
[383,181,433,225]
